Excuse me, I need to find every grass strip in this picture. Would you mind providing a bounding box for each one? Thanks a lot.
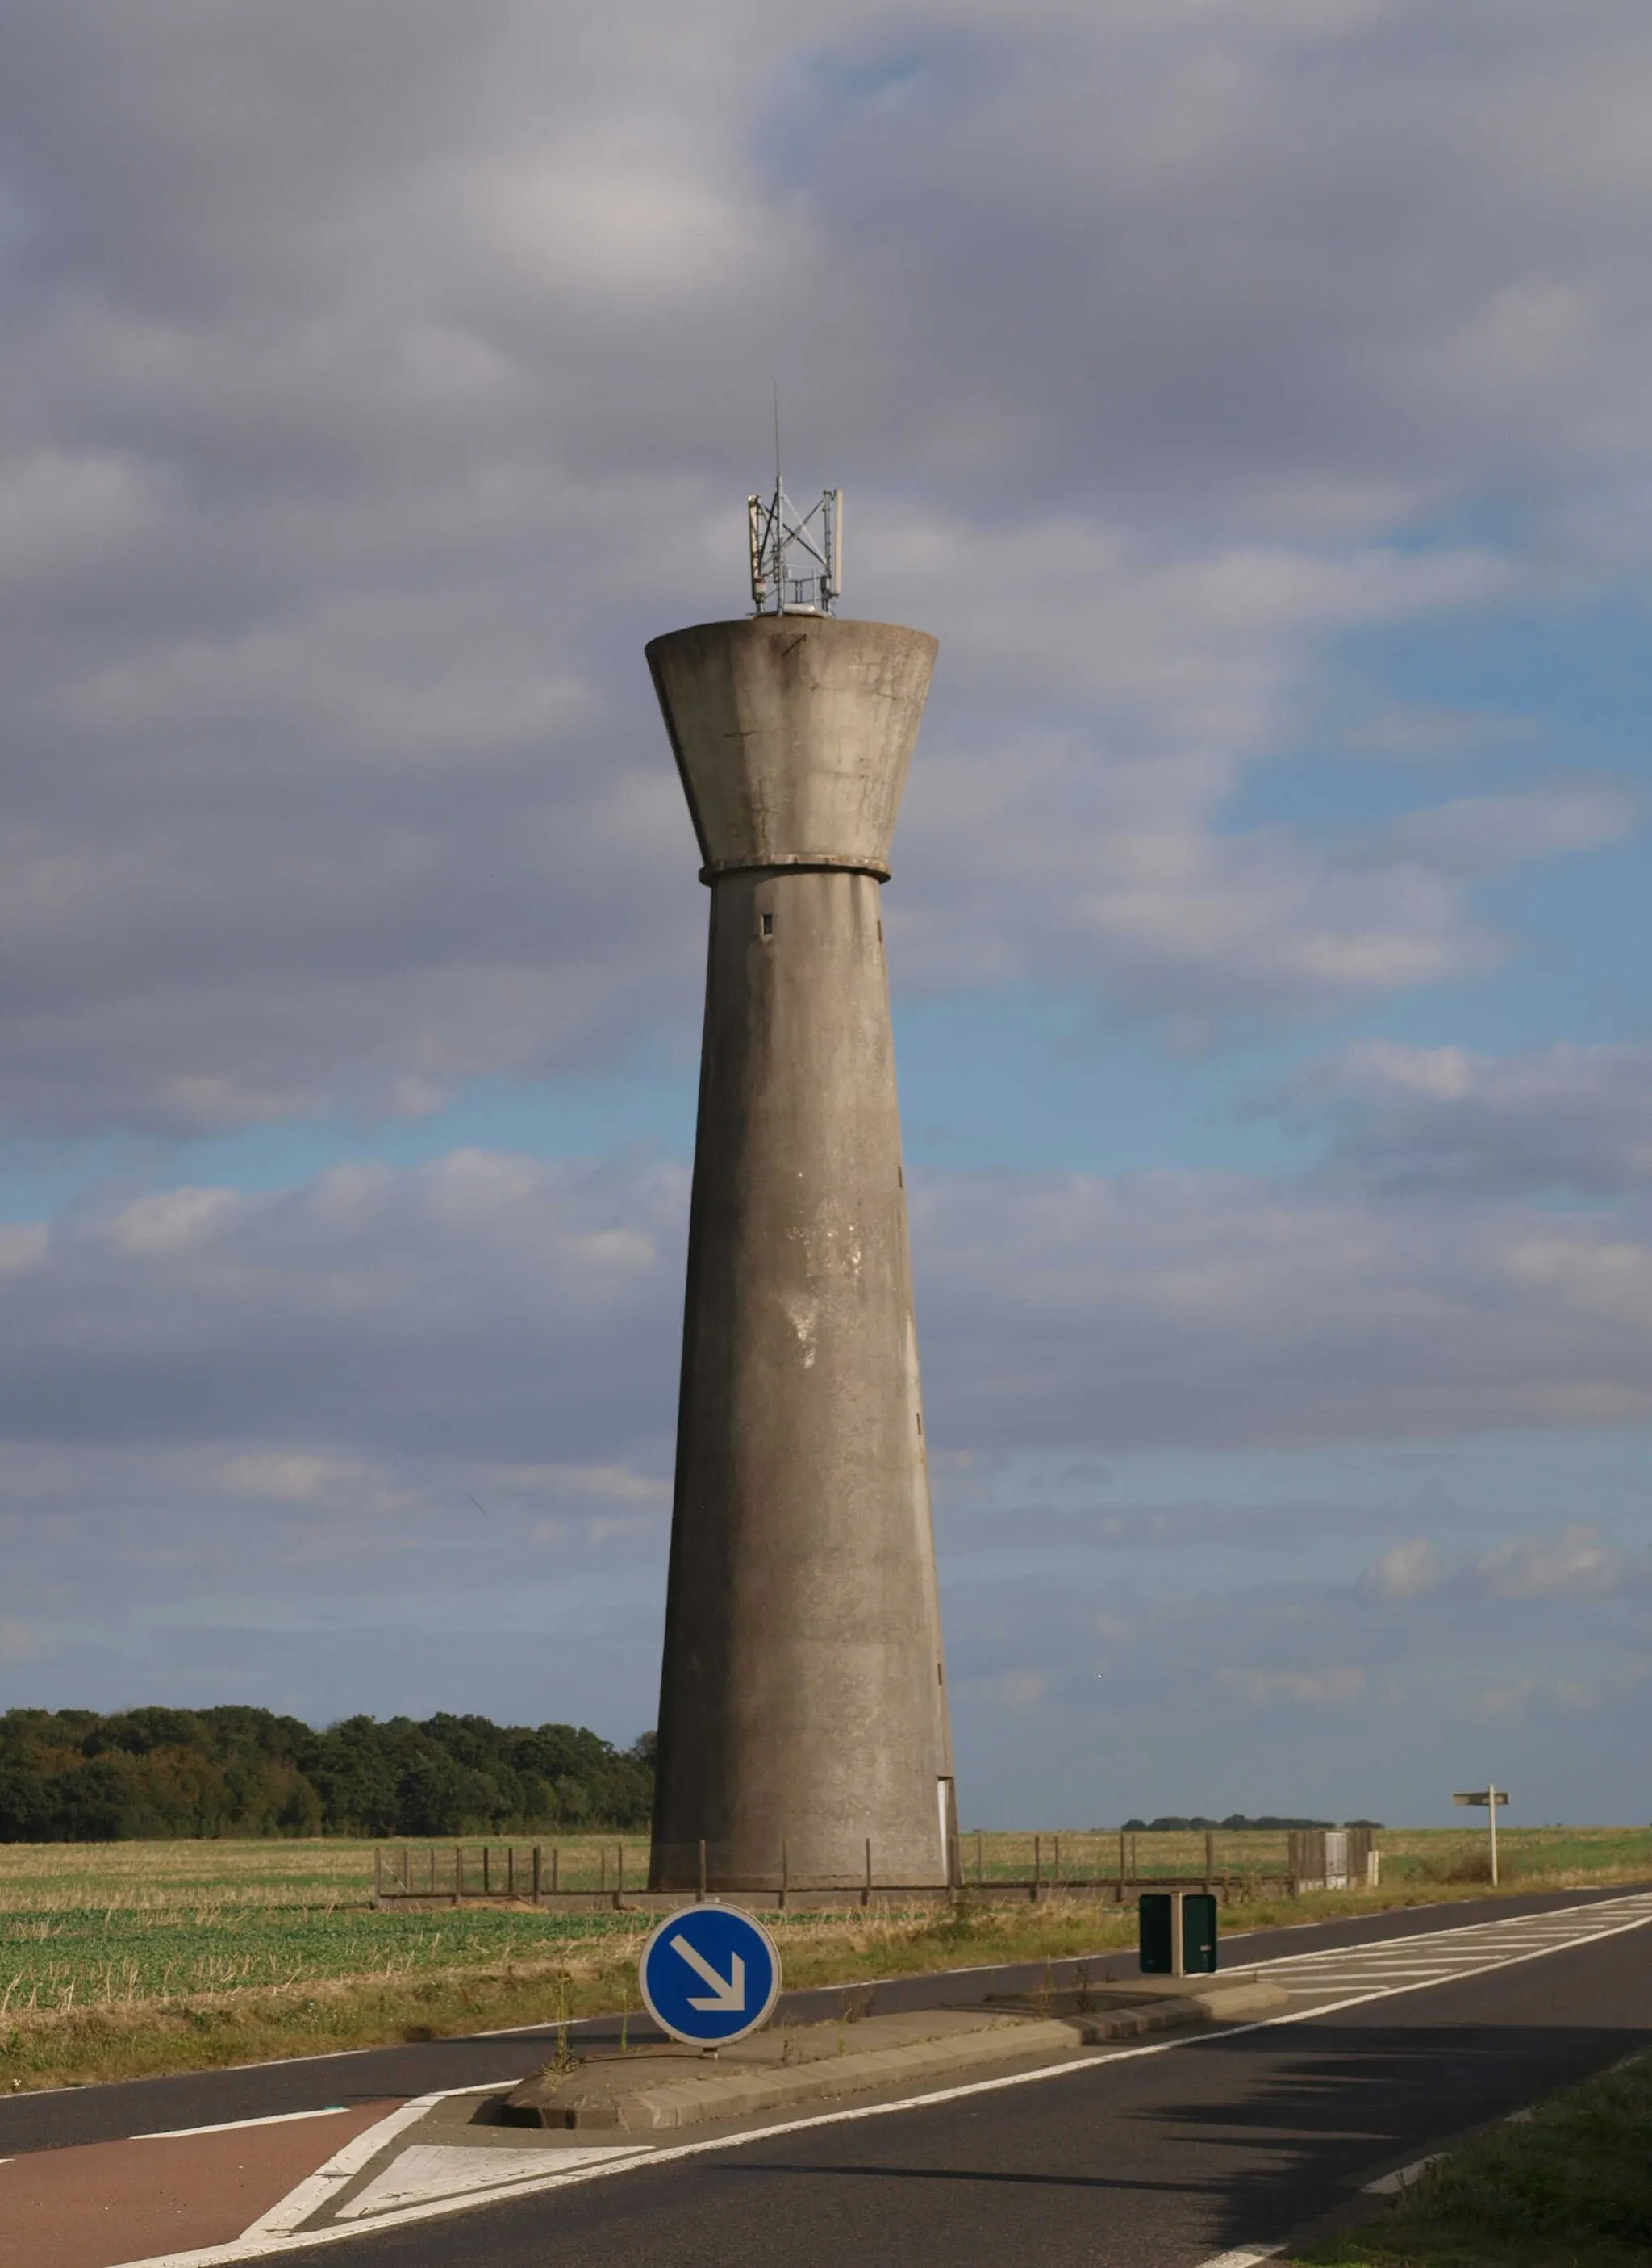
[1297,2053,1652,2268]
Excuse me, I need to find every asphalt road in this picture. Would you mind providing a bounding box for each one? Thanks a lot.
[273,1903,1652,2268]
[0,1880,1639,2159]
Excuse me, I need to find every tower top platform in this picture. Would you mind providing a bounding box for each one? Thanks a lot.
[645,614,937,880]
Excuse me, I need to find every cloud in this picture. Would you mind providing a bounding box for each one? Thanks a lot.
[3,1149,686,1464]
[1337,702,1542,763]
[1220,1666,1366,1706]
[0,2,1648,1133]
[3,0,1652,1807]
[1463,1676,1600,1725]
[1469,1523,1629,1600]
[1358,1538,1444,1599]
[944,1492,1415,1557]
[878,522,1530,1017]
[947,1560,1652,1823]
[3,1138,1646,1798]
[3,1147,1652,1624]
[1357,1524,1651,1606]
[1383,783,1637,879]
[1282,1040,1652,1196]
[783,0,1652,528]
[913,1167,1652,1450]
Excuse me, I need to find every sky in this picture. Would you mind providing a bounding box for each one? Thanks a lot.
[2,0,1650,1828]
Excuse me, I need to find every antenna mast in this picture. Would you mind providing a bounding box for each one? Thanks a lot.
[749,401,841,616]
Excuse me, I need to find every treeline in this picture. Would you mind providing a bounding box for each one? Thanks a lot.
[0,1707,655,1842]
[1120,1814,1385,1832]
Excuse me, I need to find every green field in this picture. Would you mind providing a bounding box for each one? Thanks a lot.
[0,1836,650,2014]
[0,1897,647,2015]
[2,1827,1649,2091]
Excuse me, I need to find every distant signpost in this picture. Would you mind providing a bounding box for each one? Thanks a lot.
[1453,1785,1510,1886]
[637,1903,782,2049]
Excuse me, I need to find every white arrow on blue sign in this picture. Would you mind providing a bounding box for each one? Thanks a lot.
[637,1903,782,2047]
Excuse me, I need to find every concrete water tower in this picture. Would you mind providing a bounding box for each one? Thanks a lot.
[646,469,957,1893]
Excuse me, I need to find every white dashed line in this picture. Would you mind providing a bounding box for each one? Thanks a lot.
[136,2107,352,2141]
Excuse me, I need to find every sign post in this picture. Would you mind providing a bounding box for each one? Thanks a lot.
[637,1903,782,2050]
[1452,1786,1509,1886]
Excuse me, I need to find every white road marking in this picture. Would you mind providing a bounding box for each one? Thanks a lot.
[1249,1894,1652,2005]
[336,2142,646,2221]
[104,1890,1652,2267]
[244,2096,452,2239]
[136,2107,351,2141]
[1195,2247,1286,2268]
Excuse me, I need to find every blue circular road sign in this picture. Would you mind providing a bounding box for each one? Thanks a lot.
[638,1903,782,2047]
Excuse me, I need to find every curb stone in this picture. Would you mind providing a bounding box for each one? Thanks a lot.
[505,1978,1287,2132]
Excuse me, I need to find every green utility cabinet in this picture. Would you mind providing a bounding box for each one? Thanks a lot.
[1139,1890,1218,1976]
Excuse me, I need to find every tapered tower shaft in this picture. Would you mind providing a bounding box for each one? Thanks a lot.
[646,614,956,1891]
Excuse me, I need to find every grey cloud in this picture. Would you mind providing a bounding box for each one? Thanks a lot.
[782,0,1652,527]
[5,1143,1652,1489]
[945,1559,1652,1824]
[1357,1537,1444,1599]
[0,1147,688,1715]
[912,1167,1652,1451]
[882,528,1525,1014]
[940,1493,1417,1555]
[1469,1524,1642,1601]
[1218,1665,1366,1707]
[1383,783,1637,879]
[1357,1524,1652,1603]
[3,1142,1650,1806]
[0,1617,665,1752]
[1282,1040,1652,1196]
[2,2,1650,1134]
[1336,703,1543,764]
[3,1150,686,1459]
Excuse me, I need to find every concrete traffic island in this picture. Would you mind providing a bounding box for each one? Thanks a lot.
[501,1975,1287,2134]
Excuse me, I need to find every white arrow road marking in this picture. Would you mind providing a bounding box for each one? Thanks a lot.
[670,1933,746,2011]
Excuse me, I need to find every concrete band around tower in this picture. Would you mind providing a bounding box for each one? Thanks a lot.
[645,614,959,1894]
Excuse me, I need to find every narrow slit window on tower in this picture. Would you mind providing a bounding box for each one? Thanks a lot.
[761,913,774,936]
[916,1411,923,1435]
[877,919,882,940]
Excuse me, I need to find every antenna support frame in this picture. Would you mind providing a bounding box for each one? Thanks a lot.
[749,480,842,616]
